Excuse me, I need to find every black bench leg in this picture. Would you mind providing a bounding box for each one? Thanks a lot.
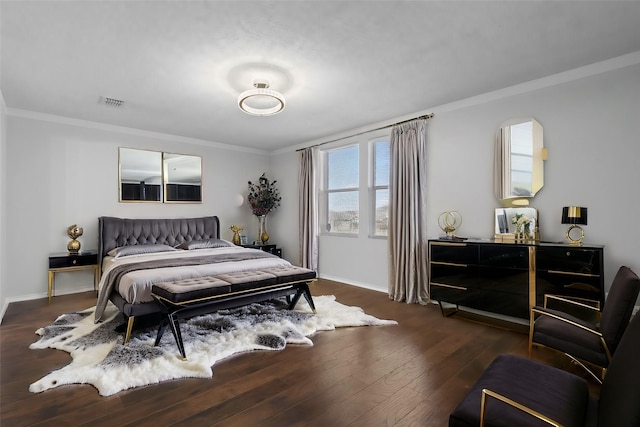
[154,318,169,346]
[168,314,187,360]
[301,284,317,313]
[287,288,303,310]
[287,283,317,313]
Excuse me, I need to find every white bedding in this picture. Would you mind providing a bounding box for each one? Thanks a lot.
[99,246,291,305]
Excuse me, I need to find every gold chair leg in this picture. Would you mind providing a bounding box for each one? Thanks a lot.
[48,271,55,304]
[528,310,535,356]
[124,317,135,345]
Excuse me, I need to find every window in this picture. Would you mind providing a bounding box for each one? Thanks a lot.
[320,134,390,238]
[372,140,390,236]
[325,145,359,234]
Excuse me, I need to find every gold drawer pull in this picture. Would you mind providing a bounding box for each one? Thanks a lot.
[72,259,77,265]
[547,270,599,278]
[430,282,467,291]
[431,261,468,267]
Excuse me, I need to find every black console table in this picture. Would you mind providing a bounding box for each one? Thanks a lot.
[428,239,604,321]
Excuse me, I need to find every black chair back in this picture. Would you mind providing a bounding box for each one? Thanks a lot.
[599,266,640,353]
[598,310,640,426]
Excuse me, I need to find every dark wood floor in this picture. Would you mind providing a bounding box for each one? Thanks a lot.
[1,279,599,427]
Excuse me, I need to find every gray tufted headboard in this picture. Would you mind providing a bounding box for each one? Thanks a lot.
[98,216,221,263]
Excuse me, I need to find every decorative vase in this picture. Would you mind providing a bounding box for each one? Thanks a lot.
[230,224,244,246]
[257,215,269,244]
[232,229,241,245]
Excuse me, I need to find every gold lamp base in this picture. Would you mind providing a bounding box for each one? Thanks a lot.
[565,225,585,245]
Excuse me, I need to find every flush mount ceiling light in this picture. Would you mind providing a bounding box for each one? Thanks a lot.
[238,80,285,116]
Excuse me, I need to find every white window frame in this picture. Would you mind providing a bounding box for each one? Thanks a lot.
[321,144,360,236]
[370,138,390,238]
[319,131,390,239]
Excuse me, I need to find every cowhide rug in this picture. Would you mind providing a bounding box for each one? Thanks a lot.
[29,295,396,396]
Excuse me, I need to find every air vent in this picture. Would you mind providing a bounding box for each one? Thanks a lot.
[99,96,125,108]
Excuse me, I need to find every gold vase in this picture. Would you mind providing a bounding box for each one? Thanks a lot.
[258,215,269,244]
[230,225,244,246]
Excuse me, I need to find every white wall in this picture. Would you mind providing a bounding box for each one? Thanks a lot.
[3,58,639,310]
[0,91,7,318]
[272,61,640,294]
[268,149,301,265]
[426,63,640,287]
[3,115,272,303]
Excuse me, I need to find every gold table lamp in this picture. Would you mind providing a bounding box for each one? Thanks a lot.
[561,206,587,245]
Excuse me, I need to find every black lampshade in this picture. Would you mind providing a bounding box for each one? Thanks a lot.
[561,206,587,225]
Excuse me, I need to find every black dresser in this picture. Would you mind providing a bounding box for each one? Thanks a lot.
[428,239,604,321]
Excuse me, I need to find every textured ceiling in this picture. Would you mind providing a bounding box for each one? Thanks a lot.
[2,1,640,152]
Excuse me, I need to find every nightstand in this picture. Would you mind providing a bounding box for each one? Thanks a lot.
[241,244,283,258]
[48,251,99,303]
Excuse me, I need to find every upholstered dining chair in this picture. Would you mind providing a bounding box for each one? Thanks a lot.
[449,308,640,426]
[528,265,640,383]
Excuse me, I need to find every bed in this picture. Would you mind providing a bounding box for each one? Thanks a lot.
[96,216,315,344]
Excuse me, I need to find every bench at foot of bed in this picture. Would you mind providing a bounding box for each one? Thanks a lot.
[151,266,317,359]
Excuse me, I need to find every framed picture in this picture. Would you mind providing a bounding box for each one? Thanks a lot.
[494,207,538,239]
[240,235,248,245]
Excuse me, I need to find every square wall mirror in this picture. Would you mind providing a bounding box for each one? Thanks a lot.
[163,153,202,203]
[119,148,163,202]
[119,148,202,203]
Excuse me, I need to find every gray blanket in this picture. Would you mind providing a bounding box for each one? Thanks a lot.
[94,251,275,322]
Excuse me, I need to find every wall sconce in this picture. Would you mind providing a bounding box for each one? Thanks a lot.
[561,206,587,245]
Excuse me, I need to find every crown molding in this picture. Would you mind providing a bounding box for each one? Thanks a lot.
[6,108,270,155]
[276,50,640,155]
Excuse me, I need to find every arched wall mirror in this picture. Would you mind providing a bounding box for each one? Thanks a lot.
[119,148,202,203]
[494,118,545,207]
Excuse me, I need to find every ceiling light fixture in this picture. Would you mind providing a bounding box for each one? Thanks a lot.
[238,80,285,116]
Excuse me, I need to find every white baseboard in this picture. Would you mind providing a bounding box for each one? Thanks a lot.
[316,274,387,294]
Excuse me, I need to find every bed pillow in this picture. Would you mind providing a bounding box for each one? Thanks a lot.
[177,238,233,250]
[108,244,177,258]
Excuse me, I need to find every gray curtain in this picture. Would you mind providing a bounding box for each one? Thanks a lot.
[299,147,318,270]
[388,120,429,304]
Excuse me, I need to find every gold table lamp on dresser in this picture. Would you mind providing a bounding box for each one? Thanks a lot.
[562,206,587,245]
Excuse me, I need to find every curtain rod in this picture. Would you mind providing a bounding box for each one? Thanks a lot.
[296,113,434,152]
